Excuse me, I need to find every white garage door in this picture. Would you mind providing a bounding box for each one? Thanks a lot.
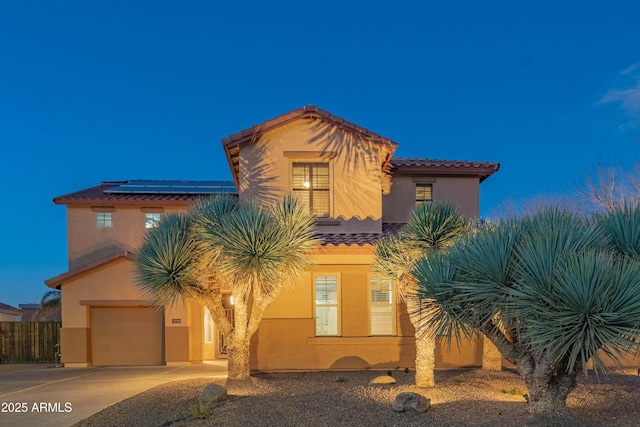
[91,307,163,366]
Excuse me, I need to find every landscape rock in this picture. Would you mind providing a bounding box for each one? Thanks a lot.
[199,383,228,403]
[393,392,430,413]
[369,375,396,385]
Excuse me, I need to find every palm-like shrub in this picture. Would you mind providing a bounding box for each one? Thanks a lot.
[136,194,319,380]
[372,202,470,386]
[413,206,640,414]
[34,290,62,321]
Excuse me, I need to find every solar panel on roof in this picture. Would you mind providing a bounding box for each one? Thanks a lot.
[105,180,237,195]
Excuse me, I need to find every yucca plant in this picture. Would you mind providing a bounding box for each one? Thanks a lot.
[372,202,470,387]
[413,206,640,415]
[136,194,319,380]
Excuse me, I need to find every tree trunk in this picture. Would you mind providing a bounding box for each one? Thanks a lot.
[521,359,578,415]
[414,334,435,387]
[226,335,251,380]
[405,295,436,387]
[226,299,251,380]
[478,326,578,415]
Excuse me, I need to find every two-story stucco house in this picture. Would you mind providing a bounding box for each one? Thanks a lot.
[46,105,500,368]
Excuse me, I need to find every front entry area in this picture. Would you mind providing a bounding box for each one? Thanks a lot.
[90,307,163,366]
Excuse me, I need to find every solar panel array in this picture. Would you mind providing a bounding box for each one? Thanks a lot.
[105,180,237,195]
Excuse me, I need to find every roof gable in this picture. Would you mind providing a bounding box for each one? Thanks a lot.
[221,105,399,187]
[45,251,135,288]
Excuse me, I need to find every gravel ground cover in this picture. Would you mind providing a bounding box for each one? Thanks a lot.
[74,368,640,427]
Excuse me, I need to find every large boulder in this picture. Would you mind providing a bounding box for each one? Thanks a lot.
[393,392,430,413]
[199,383,228,404]
[369,375,396,385]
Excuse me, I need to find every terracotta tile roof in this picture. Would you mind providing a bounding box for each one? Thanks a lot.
[317,233,380,246]
[221,105,399,187]
[391,158,500,182]
[316,223,404,247]
[45,251,135,288]
[47,226,403,286]
[0,302,23,315]
[53,180,237,206]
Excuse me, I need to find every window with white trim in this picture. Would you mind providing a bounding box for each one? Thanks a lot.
[96,212,112,228]
[145,213,161,228]
[292,162,330,217]
[314,275,339,336]
[370,277,394,336]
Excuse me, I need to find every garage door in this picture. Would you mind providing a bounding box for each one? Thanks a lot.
[91,307,163,366]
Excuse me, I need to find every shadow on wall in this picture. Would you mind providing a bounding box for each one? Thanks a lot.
[238,134,280,204]
[308,118,380,174]
[242,118,391,218]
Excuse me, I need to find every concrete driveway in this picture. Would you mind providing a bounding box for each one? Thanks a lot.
[0,361,227,427]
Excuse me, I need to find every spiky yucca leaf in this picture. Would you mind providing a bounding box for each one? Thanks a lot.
[515,209,604,292]
[402,202,470,253]
[191,194,238,233]
[414,206,640,375]
[268,194,321,284]
[444,223,522,329]
[373,203,469,302]
[371,235,417,300]
[136,214,204,306]
[598,203,640,258]
[413,252,472,343]
[513,251,640,373]
[195,195,319,300]
[205,201,281,296]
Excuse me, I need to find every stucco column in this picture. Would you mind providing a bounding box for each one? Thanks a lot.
[482,334,502,371]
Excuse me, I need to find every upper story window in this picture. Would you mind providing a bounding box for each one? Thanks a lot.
[416,183,433,205]
[314,275,340,336]
[292,162,330,217]
[96,212,112,228]
[145,213,161,229]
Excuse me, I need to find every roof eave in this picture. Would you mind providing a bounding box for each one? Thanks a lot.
[392,163,500,182]
[53,197,204,207]
[45,251,135,288]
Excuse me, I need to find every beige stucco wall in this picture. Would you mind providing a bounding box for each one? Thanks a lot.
[58,257,202,365]
[251,255,483,371]
[61,259,144,328]
[238,118,390,233]
[66,206,186,270]
[382,175,480,223]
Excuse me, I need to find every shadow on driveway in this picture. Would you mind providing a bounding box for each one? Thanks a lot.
[0,361,227,427]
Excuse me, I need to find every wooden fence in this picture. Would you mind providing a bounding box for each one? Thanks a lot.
[0,322,61,363]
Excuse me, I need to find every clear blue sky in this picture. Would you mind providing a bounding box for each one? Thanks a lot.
[1,1,639,307]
